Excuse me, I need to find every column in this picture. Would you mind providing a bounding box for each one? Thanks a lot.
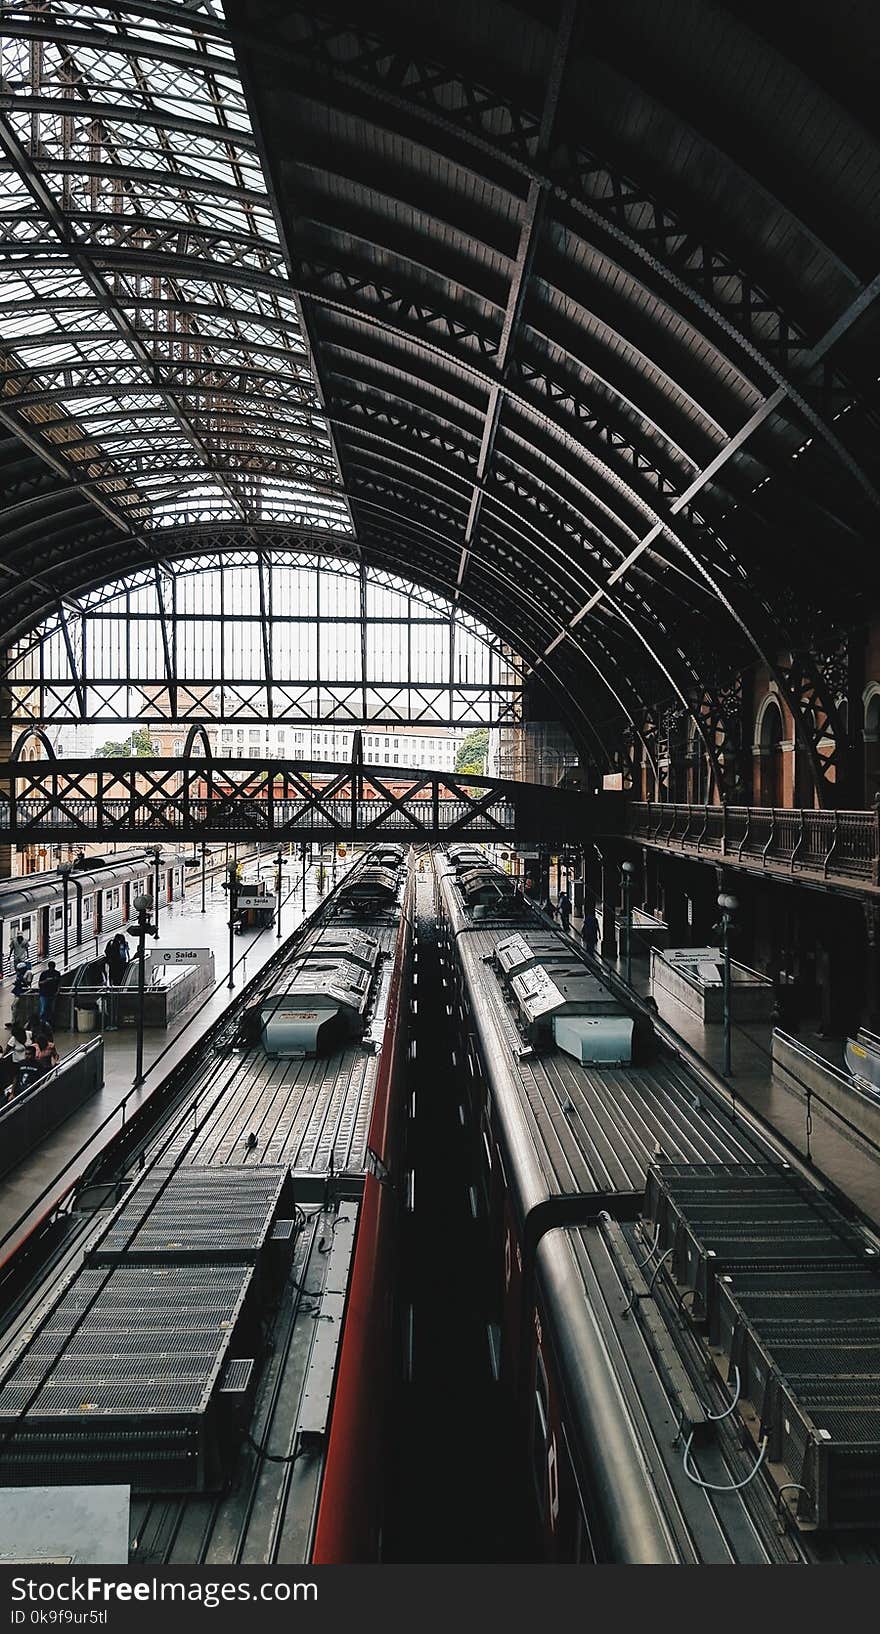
[600,850,618,960]
[642,846,658,914]
[0,677,12,881]
[862,903,880,1032]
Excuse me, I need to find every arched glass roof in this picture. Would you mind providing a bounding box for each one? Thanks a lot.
[0,0,351,530]
[2,0,880,797]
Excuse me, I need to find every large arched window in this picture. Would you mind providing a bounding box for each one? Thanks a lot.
[7,552,521,729]
[864,687,880,805]
[757,696,785,807]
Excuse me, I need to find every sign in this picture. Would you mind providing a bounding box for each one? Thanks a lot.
[603,771,624,790]
[146,946,213,970]
[337,844,348,857]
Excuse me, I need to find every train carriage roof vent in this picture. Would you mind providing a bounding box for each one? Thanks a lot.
[336,866,399,910]
[509,961,631,1062]
[496,931,584,979]
[259,940,378,1057]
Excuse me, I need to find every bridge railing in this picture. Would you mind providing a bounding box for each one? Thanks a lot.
[0,759,610,843]
[628,801,880,885]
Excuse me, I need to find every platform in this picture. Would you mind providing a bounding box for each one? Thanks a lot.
[562,902,880,1229]
[0,853,354,1256]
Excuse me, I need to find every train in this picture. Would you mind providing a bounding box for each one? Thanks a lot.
[436,844,880,1563]
[1,850,199,968]
[0,843,413,1564]
[2,833,879,1566]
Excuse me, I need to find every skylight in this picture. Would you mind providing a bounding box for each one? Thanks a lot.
[0,0,353,532]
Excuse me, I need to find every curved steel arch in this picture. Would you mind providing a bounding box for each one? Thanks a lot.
[1,0,879,805]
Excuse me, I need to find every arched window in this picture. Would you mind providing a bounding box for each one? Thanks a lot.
[757,697,785,807]
[864,688,880,805]
[5,554,520,733]
[687,720,709,803]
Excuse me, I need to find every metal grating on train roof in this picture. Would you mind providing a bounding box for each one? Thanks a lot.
[646,1165,880,1529]
[90,1166,291,1264]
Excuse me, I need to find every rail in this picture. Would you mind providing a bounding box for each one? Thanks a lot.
[628,801,880,889]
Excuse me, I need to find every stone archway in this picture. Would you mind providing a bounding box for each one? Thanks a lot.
[864,686,880,806]
[756,695,785,807]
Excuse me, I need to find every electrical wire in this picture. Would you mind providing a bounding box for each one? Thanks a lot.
[246,1431,311,1466]
[623,1227,666,1313]
[682,1431,768,1493]
[706,1365,741,1423]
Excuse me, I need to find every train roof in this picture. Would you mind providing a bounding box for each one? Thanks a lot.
[0,850,152,916]
[535,1217,880,1563]
[445,911,778,1210]
[0,854,412,1564]
[157,915,400,1178]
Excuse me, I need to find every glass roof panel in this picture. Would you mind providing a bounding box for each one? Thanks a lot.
[0,0,353,533]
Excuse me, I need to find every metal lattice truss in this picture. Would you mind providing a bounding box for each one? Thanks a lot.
[1,1,880,801]
[217,0,880,801]
[5,548,521,724]
[0,0,352,531]
[0,754,592,841]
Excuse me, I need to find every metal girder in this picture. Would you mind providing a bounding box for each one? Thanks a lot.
[0,755,612,845]
[255,4,874,487]
[455,0,576,594]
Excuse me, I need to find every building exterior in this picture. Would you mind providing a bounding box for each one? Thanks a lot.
[207,722,463,771]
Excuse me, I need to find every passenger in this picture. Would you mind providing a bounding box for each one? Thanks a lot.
[10,968,33,1028]
[106,934,128,986]
[38,960,61,1025]
[0,1051,16,1101]
[31,1027,59,1075]
[8,931,31,976]
[4,1023,34,1088]
[581,906,599,957]
[557,889,571,933]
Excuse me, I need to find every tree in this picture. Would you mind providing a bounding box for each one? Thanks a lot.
[455,728,489,775]
[96,727,156,758]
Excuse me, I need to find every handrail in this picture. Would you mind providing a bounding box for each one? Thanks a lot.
[628,801,879,888]
[0,1036,102,1118]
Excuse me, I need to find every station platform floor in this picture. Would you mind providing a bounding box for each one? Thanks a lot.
[0,851,354,1256]
[568,911,880,1229]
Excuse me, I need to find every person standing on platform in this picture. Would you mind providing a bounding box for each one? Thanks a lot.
[581,904,599,956]
[8,931,30,977]
[10,969,32,1028]
[107,934,128,987]
[558,889,571,933]
[37,961,61,1026]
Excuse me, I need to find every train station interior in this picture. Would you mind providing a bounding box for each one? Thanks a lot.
[1,0,880,1575]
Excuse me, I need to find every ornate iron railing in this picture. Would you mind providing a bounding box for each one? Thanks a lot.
[628,801,880,886]
[0,758,604,844]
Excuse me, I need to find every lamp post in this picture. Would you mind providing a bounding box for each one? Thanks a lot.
[621,860,636,986]
[201,842,207,914]
[275,847,284,939]
[301,841,308,913]
[58,863,72,969]
[127,891,157,1088]
[718,891,738,1077]
[223,859,239,989]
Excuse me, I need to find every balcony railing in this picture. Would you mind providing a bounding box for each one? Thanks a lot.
[628,802,880,887]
